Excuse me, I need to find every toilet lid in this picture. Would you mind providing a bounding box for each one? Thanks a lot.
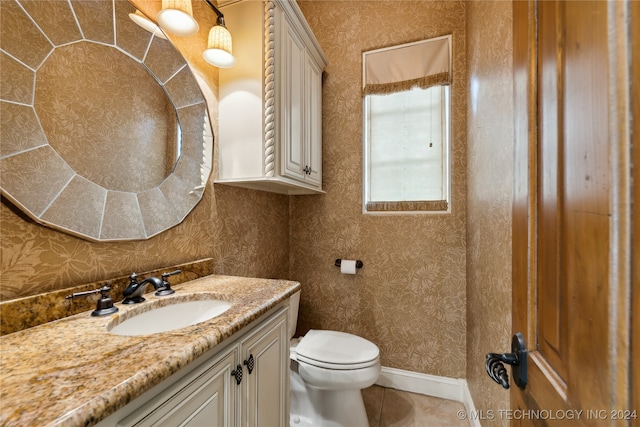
[295,330,379,369]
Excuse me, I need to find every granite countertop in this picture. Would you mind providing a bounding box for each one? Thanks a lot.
[0,275,300,427]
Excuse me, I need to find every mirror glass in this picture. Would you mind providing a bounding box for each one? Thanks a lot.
[0,0,212,241]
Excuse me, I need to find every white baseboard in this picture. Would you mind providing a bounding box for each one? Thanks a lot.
[459,379,482,427]
[376,366,480,427]
[376,366,464,401]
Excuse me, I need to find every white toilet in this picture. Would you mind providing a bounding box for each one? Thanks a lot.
[289,291,381,427]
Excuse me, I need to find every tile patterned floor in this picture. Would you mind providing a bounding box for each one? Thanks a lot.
[363,386,470,427]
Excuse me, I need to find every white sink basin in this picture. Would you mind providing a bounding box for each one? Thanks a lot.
[109,299,232,336]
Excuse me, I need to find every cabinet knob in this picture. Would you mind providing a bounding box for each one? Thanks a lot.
[243,354,255,374]
[231,364,243,385]
[303,166,312,175]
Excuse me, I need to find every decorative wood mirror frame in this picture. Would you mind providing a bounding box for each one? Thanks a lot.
[0,0,213,242]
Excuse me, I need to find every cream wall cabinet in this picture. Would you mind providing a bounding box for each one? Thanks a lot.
[99,305,289,427]
[216,0,327,195]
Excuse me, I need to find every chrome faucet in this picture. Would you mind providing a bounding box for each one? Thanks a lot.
[122,273,164,304]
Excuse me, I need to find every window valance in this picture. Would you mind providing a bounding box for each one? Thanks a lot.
[362,35,451,96]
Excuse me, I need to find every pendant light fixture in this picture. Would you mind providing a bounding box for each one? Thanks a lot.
[156,0,235,68]
[202,0,235,68]
[157,0,199,37]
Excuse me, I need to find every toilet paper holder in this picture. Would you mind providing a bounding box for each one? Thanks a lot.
[334,259,364,269]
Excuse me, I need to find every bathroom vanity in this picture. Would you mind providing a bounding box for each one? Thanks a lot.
[100,305,288,426]
[0,275,299,427]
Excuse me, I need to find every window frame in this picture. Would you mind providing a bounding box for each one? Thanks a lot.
[362,35,452,215]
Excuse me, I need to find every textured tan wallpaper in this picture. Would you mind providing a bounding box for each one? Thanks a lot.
[1,4,514,412]
[466,1,513,424]
[0,0,290,301]
[293,0,467,378]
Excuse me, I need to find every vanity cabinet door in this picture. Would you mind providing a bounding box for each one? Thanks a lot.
[239,308,288,427]
[118,349,237,427]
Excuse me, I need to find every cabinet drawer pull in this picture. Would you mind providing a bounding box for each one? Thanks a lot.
[244,354,255,374]
[231,364,243,385]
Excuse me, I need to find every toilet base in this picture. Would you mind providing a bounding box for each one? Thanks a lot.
[290,363,369,427]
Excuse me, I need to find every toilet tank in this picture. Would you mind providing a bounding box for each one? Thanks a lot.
[289,291,301,339]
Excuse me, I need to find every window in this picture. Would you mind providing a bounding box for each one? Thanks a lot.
[362,35,451,213]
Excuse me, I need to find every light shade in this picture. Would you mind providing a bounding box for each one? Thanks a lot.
[129,10,167,39]
[203,24,235,68]
[157,0,199,37]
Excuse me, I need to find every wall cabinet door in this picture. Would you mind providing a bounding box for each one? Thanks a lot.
[239,309,288,427]
[281,11,308,183]
[305,53,323,187]
[280,11,323,189]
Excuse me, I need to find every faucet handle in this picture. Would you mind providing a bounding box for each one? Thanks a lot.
[65,285,118,316]
[156,270,181,296]
[92,286,119,317]
[161,270,181,281]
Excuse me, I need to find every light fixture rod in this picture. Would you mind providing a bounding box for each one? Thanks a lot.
[203,0,224,21]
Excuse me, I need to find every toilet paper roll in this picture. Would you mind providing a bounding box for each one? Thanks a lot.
[340,260,357,274]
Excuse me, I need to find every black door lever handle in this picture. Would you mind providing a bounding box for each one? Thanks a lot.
[485,332,527,390]
[487,351,518,366]
[486,355,510,388]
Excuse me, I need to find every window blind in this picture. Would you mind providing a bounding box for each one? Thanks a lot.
[362,35,451,96]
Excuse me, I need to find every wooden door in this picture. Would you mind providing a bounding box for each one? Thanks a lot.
[512,1,637,426]
[632,3,640,425]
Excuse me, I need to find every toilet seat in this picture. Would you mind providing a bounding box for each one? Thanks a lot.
[295,330,379,370]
